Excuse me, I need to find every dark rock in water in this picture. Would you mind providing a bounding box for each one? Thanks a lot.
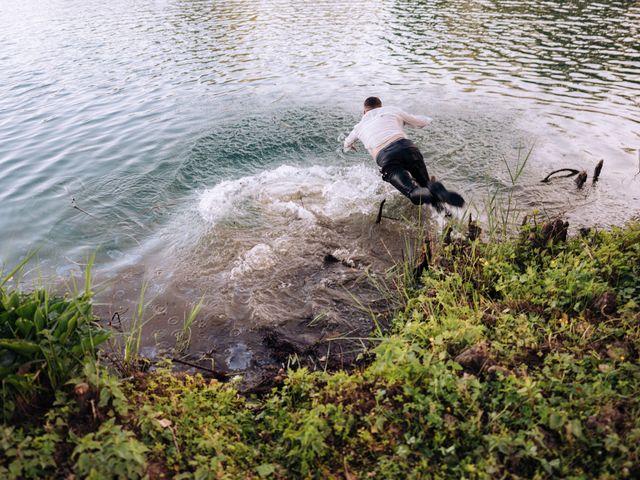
[592,291,617,316]
[593,159,604,184]
[575,170,588,188]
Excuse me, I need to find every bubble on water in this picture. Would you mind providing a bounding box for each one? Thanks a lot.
[226,343,252,370]
[167,316,179,325]
[154,304,167,315]
[331,248,358,268]
[270,200,316,222]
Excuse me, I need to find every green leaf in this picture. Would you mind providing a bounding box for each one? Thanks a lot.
[0,339,40,356]
[15,301,37,321]
[256,464,276,477]
[33,307,45,331]
[568,419,585,441]
[548,412,564,431]
[15,318,34,338]
[2,292,20,312]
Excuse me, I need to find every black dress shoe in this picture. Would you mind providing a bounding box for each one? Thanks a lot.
[428,181,465,207]
[409,187,439,206]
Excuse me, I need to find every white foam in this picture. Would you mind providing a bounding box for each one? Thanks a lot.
[270,200,316,222]
[331,248,358,267]
[197,163,390,226]
[197,176,253,224]
[229,243,277,280]
[103,163,394,283]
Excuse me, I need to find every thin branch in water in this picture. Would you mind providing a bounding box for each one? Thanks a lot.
[71,197,98,218]
[109,311,123,331]
[540,169,580,183]
[376,199,386,224]
[169,357,229,380]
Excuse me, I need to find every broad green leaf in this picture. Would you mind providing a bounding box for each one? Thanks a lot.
[0,339,40,356]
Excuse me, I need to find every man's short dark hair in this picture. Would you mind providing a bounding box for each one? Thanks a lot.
[364,96,382,109]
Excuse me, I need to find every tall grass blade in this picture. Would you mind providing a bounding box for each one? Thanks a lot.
[1,251,37,287]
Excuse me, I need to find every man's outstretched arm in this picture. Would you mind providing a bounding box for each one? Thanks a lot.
[343,126,359,152]
[399,110,433,129]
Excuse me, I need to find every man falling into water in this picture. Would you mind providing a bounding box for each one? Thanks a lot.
[344,97,464,208]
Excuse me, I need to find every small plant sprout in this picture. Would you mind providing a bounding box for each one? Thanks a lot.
[175,297,204,354]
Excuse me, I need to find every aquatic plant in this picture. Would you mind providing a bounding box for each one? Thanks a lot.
[118,279,149,375]
[482,143,533,240]
[174,298,204,355]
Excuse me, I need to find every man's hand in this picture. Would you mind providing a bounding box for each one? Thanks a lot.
[343,143,357,153]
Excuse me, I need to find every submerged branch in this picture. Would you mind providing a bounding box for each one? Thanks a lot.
[540,168,580,183]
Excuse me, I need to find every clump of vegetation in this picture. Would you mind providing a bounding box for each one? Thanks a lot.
[1,220,638,479]
[0,256,110,421]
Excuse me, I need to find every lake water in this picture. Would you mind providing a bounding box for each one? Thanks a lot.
[1,0,639,370]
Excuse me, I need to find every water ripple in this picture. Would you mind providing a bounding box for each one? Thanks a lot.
[0,0,638,270]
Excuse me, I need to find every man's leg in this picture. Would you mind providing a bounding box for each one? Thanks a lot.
[383,166,437,206]
[405,147,466,208]
[406,148,431,187]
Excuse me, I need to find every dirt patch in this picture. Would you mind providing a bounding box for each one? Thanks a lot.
[590,291,618,317]
[454,341,496,374]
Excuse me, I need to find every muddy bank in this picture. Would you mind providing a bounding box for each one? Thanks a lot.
[96,199,427,389]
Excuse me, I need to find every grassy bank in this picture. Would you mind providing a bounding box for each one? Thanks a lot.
[1,219,639,479]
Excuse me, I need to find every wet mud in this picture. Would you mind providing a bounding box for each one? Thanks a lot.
[96,199,424,389]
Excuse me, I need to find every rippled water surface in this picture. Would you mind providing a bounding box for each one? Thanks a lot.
[1,0,639,369]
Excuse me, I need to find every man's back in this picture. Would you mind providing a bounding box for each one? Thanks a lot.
[344,106,431,157]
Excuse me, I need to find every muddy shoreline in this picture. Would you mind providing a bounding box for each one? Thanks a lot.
[95,203,426,391]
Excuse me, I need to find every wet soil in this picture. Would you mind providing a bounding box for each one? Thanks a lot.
[95,204,426,390]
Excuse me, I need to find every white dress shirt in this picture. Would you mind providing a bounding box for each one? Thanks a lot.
[343,106,432,158]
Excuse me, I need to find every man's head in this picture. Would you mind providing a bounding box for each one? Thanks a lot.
[363,96,382,113]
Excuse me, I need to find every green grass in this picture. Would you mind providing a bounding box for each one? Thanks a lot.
[174,298,204,355]
[1,220,639,479]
